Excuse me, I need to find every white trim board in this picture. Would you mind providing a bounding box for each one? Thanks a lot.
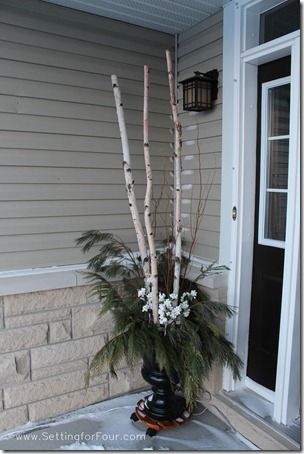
[0,254,226,297]
[0,264,88,296]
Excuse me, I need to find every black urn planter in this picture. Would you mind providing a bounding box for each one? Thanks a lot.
[141,359,186,421]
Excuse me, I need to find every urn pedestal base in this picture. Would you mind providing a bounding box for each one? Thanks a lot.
[130,362,190,436]
[130,396,191,437]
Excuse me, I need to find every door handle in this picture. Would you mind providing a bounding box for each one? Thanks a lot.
[232,206,237,221]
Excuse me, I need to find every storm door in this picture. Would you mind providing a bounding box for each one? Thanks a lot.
[246,57,291,391]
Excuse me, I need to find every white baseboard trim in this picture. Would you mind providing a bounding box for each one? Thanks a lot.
[0,254,228,297]
[0,264,88,296]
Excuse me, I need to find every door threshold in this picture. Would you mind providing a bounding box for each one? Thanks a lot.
[209,390,300,450]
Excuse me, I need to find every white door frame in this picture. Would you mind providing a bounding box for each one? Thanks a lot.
[220,0,300,425]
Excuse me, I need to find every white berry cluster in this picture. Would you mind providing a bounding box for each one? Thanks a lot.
[137,288,197,326]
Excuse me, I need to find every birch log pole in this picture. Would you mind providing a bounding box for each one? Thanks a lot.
[143,65,159,323]
[111,75,150,280]
[165,49,182,297]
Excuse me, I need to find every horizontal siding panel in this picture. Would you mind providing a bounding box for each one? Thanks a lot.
[0,232,136,254]
[0,95,171,128]
[0,183,170,201]
[0,77,170,113]
[0,113,170,142]
[178,12,223,262]
[178,21,223,57]
[0,199,171,218]
[0,0,173,269]
[182,184,221,201]
[0,248,87,271]
[183,137,222,154]
[0,60,169,99]
[0,215,169,236]
[0,132,171,154]
[178,39,222,73]
[183,242,218,262]
[181,169,221,185]
[182,120,222,141]
[0,167,171,185]
[183,229,219,248]
[0,23,168,71]
[181,200,221,217]
[182,152,222,170]
[0,11,170,59]
[0,0,173,47]
[0,228,169,253]
[177,55,223,81]
[178,104,222,126]
[179,10,222,42]
[0,149,171,169]
[183,215,220,233]
[0,242,169,271]
[0,41,168,86]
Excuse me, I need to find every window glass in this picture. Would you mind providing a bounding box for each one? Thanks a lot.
[260,0,300,44]
[268,84,290,136]
[265,192,287,240]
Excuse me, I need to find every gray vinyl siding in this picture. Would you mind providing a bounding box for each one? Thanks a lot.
[178,11,223,262]
[0,0,174,271]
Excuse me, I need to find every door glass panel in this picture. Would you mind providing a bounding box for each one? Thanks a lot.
[259,79,290,247]
[265,192,287,241]
[268,84,290,136]
[268,139,289,189]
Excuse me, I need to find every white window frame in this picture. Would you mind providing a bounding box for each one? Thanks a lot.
[221,0,300,425]
[258,76,290,249]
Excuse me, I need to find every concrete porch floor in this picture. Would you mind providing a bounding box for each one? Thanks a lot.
[0,391,257,451]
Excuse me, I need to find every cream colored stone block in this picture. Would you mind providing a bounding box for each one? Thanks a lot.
[72,304,112,338]
[28,382,108,421]
[3,286,89,317]
[31,359,88,380]
[3,370,86,408]
[0,324,48,353]
[31,334,106,368]
[49,320,71,343]
[109,367,146,396]
[0,406,27,432]
[201,285,227,303]
[5,308,71,328]
[202,363,223,395]
[0,351,30,385]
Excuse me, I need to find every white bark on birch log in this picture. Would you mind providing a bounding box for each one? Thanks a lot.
[165,49,182,297]
[111,74,149,280]
[143,65,159,324]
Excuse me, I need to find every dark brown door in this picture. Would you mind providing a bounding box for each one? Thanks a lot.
[246,57,291,391]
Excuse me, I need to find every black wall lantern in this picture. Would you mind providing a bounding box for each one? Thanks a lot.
[181,70,219,111]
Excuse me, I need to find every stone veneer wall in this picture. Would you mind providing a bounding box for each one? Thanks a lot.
[0,282,226,432]
[0,285,146,432]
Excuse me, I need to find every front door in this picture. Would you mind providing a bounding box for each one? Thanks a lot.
[246,56,291,391]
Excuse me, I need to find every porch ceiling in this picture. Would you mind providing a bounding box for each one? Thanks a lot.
[42,0,229,34]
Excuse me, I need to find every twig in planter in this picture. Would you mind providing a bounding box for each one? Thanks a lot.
[143,65,159,324]
[166,49,182,297]
[111,74,149,281]
[183,126,215,280]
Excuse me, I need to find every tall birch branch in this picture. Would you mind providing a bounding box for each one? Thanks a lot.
[143,65,159,324]
[166,49,182,297]
[111,75,149,280]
